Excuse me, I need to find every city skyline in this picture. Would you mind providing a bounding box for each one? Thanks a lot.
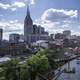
[0,0,80,40]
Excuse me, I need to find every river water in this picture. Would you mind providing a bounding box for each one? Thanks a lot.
[57,59,80,80]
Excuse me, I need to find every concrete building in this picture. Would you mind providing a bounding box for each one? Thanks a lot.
[9,34,20,43]
[63,30,71,39]
[32,40,49,49]
[50,34,54,40]
[33,24,38,34]
[0,29,3,41]
[19,34,24,42]
[37,25,44,34]
[55,33,63,39]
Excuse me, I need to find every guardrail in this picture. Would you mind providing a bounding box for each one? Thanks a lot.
[54,55,80,62]
[52,69,64,80]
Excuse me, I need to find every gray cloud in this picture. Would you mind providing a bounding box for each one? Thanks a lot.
[41,8,77,22]
[3,21,23,32]
[35,8,79,35]
[0,2,25,11]
[0,20,23,39]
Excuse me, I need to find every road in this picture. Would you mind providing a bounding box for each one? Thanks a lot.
[0,57,10,64]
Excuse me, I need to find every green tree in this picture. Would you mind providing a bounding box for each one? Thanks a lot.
[26,49,50,80]
[3,58,19,80]
[20,63,30,80]
[2,49,60,80]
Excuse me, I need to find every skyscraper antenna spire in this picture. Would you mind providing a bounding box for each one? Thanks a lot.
[27,4,30,17]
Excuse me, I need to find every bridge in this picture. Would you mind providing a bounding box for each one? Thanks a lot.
[54,55,80,63]
[42,54,80,80]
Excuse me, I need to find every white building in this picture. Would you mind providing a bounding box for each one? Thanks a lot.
[32,40,49,49]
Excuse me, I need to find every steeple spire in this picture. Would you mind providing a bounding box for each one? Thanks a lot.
[24,4,33,25]
[27,4,30,17]
[24,4,33,43]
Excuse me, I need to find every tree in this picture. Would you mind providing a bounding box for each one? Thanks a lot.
[20,63,30,80]
[26,49,50,80]
[3,58,20,80]
[2,49,60,80]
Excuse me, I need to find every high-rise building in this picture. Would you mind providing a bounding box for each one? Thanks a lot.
[0,29,3,41]
[63,30,71,39]
[24,5,49,44]
[19,34,24,42]
[50,34,54,40]
[24,5,33,43]
[33,24,38,34]
[9,34,20,43]
[37,25,44,34]
[55,33,63,39]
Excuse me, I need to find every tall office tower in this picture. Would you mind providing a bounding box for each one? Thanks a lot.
[37,25,44,34]
[0,29,3,41]
[9,34,20,43]
[24,5,33,44]
[63,30,71,39]
[33,24,38,34]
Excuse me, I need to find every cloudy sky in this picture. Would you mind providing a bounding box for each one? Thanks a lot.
[0,0,80,40]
